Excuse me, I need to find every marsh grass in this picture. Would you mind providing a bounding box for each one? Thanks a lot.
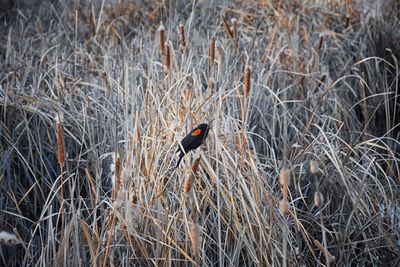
[0,0,399,266]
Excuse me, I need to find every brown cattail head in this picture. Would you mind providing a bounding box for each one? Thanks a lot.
[279,199,288,215]
[310,160,319,174]
[56,113,65,168]
[244,60,251,98]
[280,168,290,199]
[191,157,201,173]
[317,35,324,51]
[210,37,215,68]
[114,154,121,191]
[165,41,171,70]
[344,16,349,29]
[184,173,193,194]
[314,192,324,207]
[179,22,186,49]
[280,168,289,187]
[189,223,200,256]
[159,24,165,56]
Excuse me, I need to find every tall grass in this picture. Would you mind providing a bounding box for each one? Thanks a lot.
[0,0,399,266]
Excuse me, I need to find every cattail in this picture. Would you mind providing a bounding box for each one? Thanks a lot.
[280,168,290,188]
[244,61,251,98]
[217,46,223,80]
[184,158,201,194]
[310,160,319,174]
[114,155,121,191]
[55,112,65,218]
[231,18,237,39]
[279,199,288,215]
[159,24,165,56]
[210,37,215,68]
[165,41,171,71]
[184,173,193,194]
[55,113,65,168]
[280,168,289,215]
[314,192,324,207]
[179,22,186,49]
[191,157,201,173]
[317,35,324,51]
[189,223,200,256]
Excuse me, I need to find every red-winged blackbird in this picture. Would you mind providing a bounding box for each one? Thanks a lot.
[176,123,210,168]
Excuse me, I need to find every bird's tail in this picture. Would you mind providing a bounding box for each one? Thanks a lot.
[176,152,184,168]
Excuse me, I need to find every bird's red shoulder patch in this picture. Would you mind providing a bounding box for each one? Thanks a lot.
[191,129,202,136]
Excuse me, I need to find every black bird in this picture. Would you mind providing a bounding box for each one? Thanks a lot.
[176,123,210,168]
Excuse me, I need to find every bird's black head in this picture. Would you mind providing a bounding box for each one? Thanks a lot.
[197,123,210,139]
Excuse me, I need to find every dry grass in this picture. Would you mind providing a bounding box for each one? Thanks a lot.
[0,0,399,266]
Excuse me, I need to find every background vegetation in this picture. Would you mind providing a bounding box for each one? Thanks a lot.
[0,0,399,266]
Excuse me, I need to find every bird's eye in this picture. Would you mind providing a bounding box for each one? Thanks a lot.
[191,129,202,136]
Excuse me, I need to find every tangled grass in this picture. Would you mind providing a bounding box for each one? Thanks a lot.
[0,0,399,266]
